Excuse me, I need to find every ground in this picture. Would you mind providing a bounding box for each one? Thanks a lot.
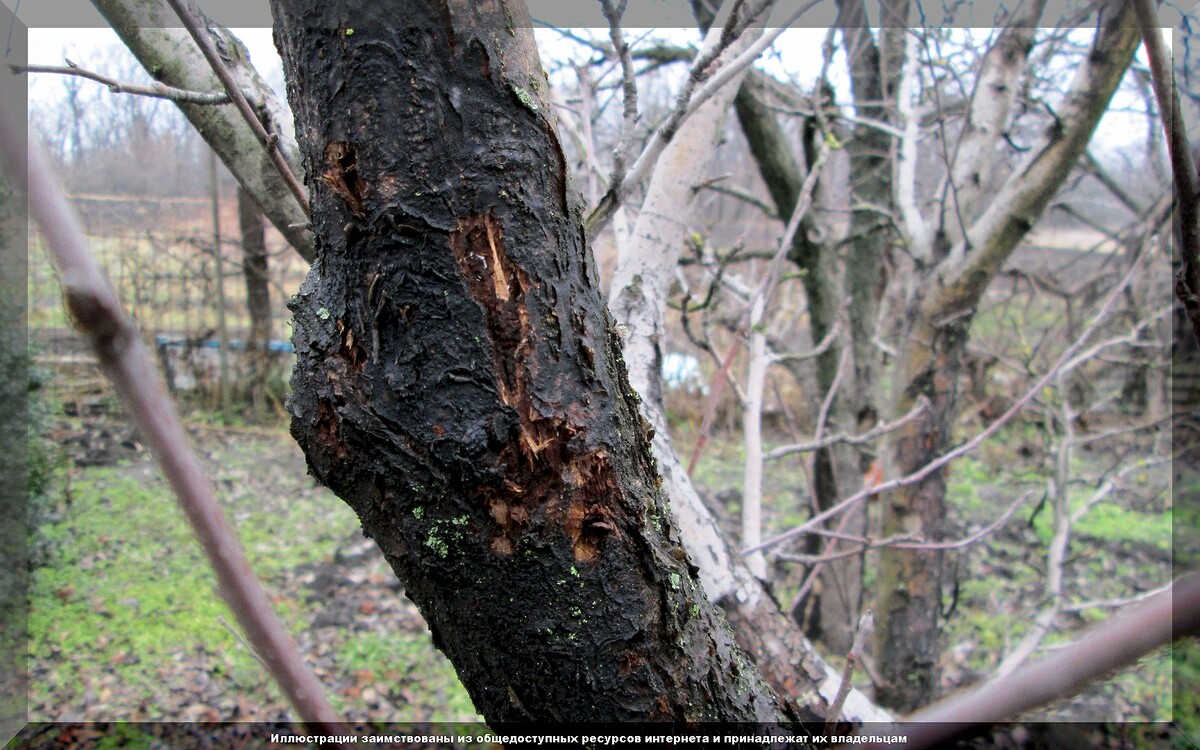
[26,396,481,727]
[21,370,1192,735]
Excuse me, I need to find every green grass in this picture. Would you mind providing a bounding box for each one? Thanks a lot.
[27,445,481,722]
[1174,639,1200,745]
[335,631,479,721]
[28,470,281,709]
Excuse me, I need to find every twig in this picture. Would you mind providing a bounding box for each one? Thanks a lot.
[585,0,823,237]
[163,0,310,218]
[811,340,850,458]
[874,573,1200,749]
[217,614,265,666]
[777,490,1032,565]
[892,490,1034,550]
[743,245,1148,557]
[12,61,230,104]
[826,609,873,728]
[767,395,928,460]
[0,109,340,733]
[1063,580,1174,614]
[599,0,637,191]
[771,312,843,363]
[787,502,873,611]
[695,180,780,219]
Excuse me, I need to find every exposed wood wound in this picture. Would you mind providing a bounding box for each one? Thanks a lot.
[450,213,621,562]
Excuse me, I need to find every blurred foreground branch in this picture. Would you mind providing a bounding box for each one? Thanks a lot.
[878,572,1200,749]
[0,108,341,734]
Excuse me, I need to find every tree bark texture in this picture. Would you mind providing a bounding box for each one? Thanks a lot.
[272,0,787,724]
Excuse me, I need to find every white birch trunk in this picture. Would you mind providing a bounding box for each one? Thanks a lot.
[742,293,769,579]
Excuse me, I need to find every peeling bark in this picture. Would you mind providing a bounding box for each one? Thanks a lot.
[272,0,787,724]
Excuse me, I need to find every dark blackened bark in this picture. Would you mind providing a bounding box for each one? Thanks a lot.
[271,0,787,724]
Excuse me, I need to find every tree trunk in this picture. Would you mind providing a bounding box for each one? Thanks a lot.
[874,4,1139,712]
[238,188,272,349]
[272,0,787,724]
[237,186,272,415]
[607,21,760,421]
[599,21,888,722]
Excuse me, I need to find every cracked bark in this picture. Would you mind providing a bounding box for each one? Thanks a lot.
[272,0,789,724]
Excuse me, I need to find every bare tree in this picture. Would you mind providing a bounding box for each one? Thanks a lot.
[13,0,1189,733]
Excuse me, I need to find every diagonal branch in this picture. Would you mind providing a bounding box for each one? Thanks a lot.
[881,572,1200,749]
[0,103,341,735]
[163,0,309,218]
[930,2,1141,318]
[936,2,1048,253]
[585,0,825,237]
[744,243,1148,556]
[91,0,314,261]
[766,396,929,460]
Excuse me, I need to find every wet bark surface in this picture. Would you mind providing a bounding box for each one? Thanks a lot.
[271,1,786,725]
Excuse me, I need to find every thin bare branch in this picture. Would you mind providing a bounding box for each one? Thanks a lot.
[827,609,874,728]
[771,310,844,363]
[585,0,825,237]
[695,179,780,219]
[1062,582,1173,613]
[744,245,1148,557]
[1083,150,1147,215]
[766,396,929,460]
[599,0,637,190]
[893,490,1035,551]
[163,0,310,217]
[777,489,1033,562]
[0,107,341,734]
[12,60,230,104]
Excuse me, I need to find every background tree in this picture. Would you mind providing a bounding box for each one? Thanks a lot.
[9,0,1192,733]
[237,185,273,415]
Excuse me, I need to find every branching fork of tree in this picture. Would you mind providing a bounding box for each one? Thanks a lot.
[4,0,1199,740]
